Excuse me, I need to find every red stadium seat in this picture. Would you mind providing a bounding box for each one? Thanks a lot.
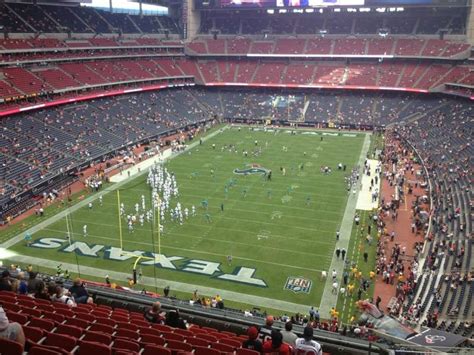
[23,325,45,343]
[74,307,91,315]
[186,337,210,347]
[28,346,66,355]
[76,303,95,311]
[133,319,150,328]
[43,332,77,352]
[142,345,171,355]
[35,303,55,313]
[112,338,140,353]
[81,330,112,344]
[139,327,161,337]
[29,317,55,331]
[95,316,116,327]
[65,317,89,329]
[162,332,185,342]
[189,326,207,335]
[0,337,23,355]
[21,306,42,318]
[74,312,96,322]
[97,305,112,312]
[219,337,242,347]
[89,323,114,334]
[4,301,23,312]
[211,342,234,353]
[196,333,218,343]
[202,326,219,333]
[152,324,172,332]
[18,298,37,309]
[173,328,194,338]
[236,348,261,355]
[111,314,129,323]
[116,321,138,331]
[115,327,140,340]
[166,339,193,353]
[194,346,221,355]
[34,298,52,306]
[140,333,166,346]
[220,331,235,338]
[6,311,28,324]
[55,323,83,338]
[51,302,71,311]
[77,340,112,355]
[42,310,65,323]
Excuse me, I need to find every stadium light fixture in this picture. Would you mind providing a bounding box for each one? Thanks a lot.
[305,8,314,13]
[266,9,275,14]
[347,8,357,12]
[359,7,371,12]
[376,7,386,12]
[334,8,341,12]
[279,9,288,13]
[396,7,404,11]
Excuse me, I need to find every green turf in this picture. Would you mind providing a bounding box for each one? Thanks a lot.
[6,126,365,309]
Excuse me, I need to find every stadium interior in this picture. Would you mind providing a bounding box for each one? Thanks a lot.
[0,0,473,354]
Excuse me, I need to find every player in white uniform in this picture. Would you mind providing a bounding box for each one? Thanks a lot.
[83,224,88,237]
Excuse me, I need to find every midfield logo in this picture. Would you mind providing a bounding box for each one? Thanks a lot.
[284,276,312,294]
[233,163,269,176]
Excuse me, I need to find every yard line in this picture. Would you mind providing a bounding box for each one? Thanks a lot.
[40,228,327,272]
[69,208,338,235]
[51,218,335,248]
[95,200,344,219]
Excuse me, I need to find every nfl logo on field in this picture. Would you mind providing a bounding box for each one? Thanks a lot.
[284,276,312,294]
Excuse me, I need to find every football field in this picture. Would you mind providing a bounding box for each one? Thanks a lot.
[7,126,366,312]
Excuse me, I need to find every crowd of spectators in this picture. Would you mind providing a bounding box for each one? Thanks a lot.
[199,9,465,35]
[389,100,472,336]
[2,2,179,34]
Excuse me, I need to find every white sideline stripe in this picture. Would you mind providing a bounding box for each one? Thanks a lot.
[40,228,329,272]
[6,254,313,314]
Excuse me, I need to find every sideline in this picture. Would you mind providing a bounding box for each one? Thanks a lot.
[318,133,371,316]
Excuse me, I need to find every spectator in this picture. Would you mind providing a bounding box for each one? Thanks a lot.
[295,326,322,355]
[242,326,263,352]
[165,309,187,329]
[0,270,12,292]
[281,321,298,347]
[33,281,49,300]
[16,272,28,295]
[27,271,42,294]
[0,307,26,348]
[262,330,291,354]
[50,285,76,308]
[68,278,90,304]
[144,301,165,324]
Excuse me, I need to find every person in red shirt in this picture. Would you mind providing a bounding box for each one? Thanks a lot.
[263,329,292,354]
